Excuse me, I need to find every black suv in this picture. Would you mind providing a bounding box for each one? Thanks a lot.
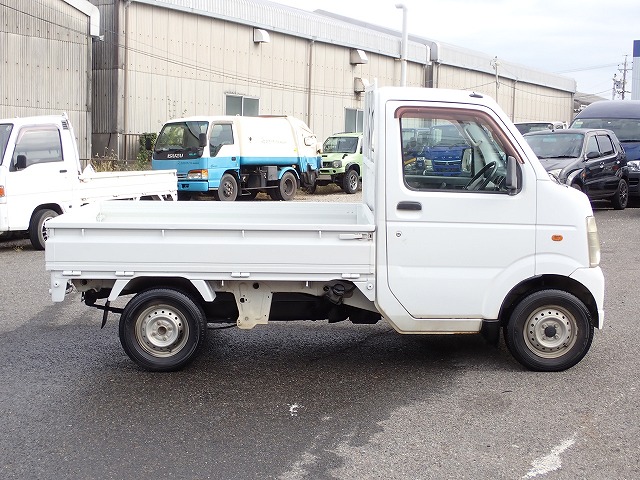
[524,128,629,209]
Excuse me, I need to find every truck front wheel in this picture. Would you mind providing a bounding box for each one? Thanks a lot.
[218,173,238,201]
[504,289,593,371]
[342,169,359,194]
[119,288,208,372]
[29,208,58,250]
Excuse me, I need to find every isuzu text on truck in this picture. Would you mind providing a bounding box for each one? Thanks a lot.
[151,115,321,201]
[0,114,177,249]
[46,86,604,372]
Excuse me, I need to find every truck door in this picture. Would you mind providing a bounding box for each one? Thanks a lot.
[5,124,74,229]
[383,102,537,320]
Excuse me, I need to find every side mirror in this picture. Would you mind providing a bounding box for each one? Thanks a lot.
[506,155,518,195]
[145,137,153,150]
[16,154,27,170]
[199,133,207,148]
[586,151,600,160]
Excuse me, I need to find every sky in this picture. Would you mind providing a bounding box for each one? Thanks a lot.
[271,0,639,98]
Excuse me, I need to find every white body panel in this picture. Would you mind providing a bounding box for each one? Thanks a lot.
[46,87,604,336]
[0,115,177,234]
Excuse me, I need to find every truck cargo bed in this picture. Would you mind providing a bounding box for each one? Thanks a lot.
[46,201,376,286]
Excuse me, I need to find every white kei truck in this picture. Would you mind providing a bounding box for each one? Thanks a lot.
[45,86,605,373]
[0,114,178,250]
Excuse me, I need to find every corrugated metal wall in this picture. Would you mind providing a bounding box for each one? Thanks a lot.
[0,0,93,160]
[99,0,427,157]
[1,0,575,161]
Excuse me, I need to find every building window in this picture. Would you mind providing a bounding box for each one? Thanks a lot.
[345,108,363,132]
[226,95,259,116]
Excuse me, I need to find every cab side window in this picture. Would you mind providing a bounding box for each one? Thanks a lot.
[400,108,515,193]
[11,126,62,170]
[209,124,234,157]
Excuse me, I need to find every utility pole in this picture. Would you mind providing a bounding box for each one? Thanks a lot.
[613,55,631,100]
[396,4,408,86]
[490,56,499,100]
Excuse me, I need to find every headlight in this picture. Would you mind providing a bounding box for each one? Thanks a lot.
[186,169,208,180]
[627,160,640,172]
[586,216,600,267]
[332,160,342,168]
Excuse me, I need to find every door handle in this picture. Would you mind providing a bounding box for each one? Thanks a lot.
[397,201,422,211]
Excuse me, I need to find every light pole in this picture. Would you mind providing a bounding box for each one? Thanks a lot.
[396,3,407,86]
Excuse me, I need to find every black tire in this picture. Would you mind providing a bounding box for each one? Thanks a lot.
[304,183,317,194]
[29,208,58,250]
[272,171,297,201]
[611,178,628,210]
[571,182,583,192]
[342,169,359,194]
[218,173,238,201]
[504,289,594,372]
[177,192,192,201]
[119,288,207,372]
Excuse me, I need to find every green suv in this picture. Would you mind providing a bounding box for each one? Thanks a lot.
[311,132,362,194]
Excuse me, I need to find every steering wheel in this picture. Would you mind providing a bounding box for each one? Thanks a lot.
[464,161,498,190]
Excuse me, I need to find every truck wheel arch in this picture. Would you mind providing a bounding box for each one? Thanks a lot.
[498,274,599,331]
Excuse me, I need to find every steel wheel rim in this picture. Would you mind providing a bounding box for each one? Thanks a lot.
[523,305,577,358]
[41,216,52,242]
[348,172,358,190]
[135,304,189,357]
[283,176,295,196]
[221,179,235,199]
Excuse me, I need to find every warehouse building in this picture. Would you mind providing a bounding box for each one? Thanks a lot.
[0,0,100,159]
[1,0,576,161]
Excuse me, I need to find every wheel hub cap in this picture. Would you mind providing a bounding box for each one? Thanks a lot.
[136,306,188,356]
[524,306,577,359]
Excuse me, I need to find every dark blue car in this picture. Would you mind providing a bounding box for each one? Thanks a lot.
[570,100,640,197]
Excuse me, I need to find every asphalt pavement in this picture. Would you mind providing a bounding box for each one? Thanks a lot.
[0,197,638,480]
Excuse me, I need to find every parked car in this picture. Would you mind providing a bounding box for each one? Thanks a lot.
[515,121,567,135]
[313,132,362,194]
[570,100,640,197]
[524,128,629,209]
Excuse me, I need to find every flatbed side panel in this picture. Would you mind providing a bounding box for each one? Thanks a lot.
[45,201,376,280]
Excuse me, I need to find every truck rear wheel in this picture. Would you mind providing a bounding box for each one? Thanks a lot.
[271,171,297,201]
[218,173,238,201]
[29,208,58,250]
[504,289,593,371]
[119,288,207,372]
[342,169,359,194]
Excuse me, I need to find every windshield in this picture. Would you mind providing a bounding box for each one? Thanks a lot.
[570,118,640,142]
[0,123,12,164]
[525,133,584,159]
[323,136,359,154]
[154,121,208,155]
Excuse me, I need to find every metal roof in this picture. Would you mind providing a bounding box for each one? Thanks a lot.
[133,0,429,63]
[132,0,574,93]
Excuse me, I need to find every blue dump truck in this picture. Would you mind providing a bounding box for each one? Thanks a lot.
[151,115,321,201]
